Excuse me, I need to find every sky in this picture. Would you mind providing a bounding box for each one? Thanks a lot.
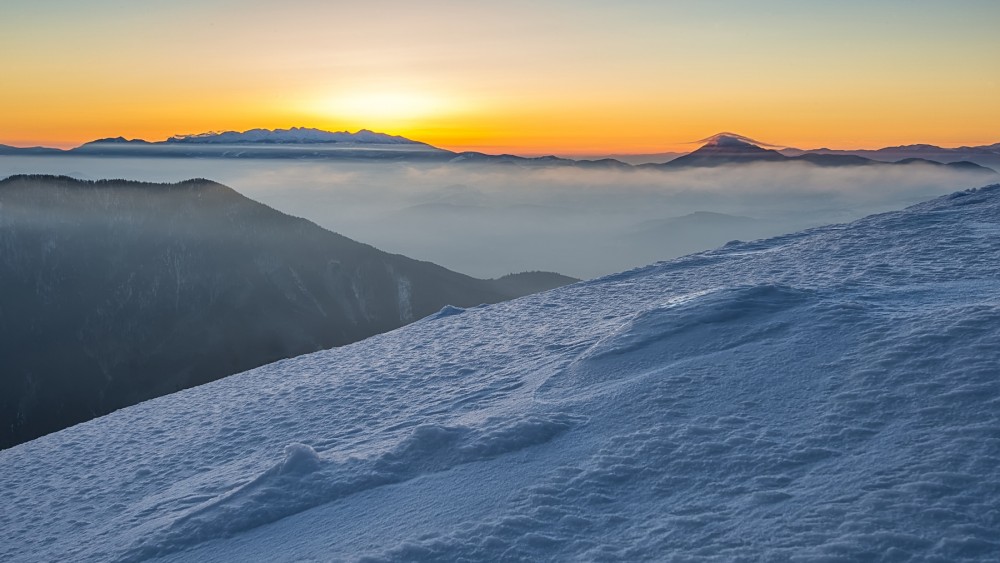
[2,0,998,154]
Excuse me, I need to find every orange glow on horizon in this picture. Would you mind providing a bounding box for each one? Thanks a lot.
[6,131,1000,156]
[4,82,998,154]
[1,2,997,156]
[7,118,997,157]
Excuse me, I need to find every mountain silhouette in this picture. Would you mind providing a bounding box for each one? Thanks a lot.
[2,128,995,172]
[662,135,787,167]
[782,143,1000,169]
[658,134,996,172]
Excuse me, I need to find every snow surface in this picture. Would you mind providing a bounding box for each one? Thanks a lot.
[3,185,1000,561]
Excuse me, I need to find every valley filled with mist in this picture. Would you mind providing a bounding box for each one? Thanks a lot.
[1,153,991,279]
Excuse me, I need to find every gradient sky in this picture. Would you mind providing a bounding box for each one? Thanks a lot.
[2,0,998,154]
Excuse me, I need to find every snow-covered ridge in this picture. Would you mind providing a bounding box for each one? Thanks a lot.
[164,127,422,145]
[2,184,1000,561]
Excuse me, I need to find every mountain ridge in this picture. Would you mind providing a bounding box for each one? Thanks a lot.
[2,128,996,170]
[656,134,997,172]
[163,127,422,145]
[82,127,426,146]
[0,174,574,449]
[780,140,1000,168]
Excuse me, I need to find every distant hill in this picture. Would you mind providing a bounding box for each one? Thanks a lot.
[655,134,997,173]
[446,151,630,169]
[0,144,63,156]
[2,128,997,171]
[657,135,787,167]
[567,152,685,165]
[0,175,574,448]
[487,271,580,298]
[781,143,1000,169]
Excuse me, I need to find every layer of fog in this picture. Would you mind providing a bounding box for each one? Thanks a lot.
[1,155,992,279]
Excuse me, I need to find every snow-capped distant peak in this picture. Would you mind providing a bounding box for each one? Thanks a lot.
[694,132,781,149]
[165,127,422,145]
[86,136,151,145]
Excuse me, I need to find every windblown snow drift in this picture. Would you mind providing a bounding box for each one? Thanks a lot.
[2,185,1000,561]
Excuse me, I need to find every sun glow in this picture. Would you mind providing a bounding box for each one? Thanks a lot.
[311,90,456,129]
[0,2,998,152]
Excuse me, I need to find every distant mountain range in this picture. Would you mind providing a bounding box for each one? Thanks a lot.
[648,134,996,173]
[0,175,576,449]
[578,151,686,165]
[2,128,996,172]
[780,143,1000,169]
[163,127,420,145]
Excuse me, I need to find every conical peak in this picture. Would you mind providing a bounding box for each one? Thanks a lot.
[695,133,779,148]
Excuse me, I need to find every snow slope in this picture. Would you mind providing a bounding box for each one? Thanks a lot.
[3,185,1000,561]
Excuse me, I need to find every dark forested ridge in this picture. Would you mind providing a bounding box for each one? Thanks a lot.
[0,175,572,448]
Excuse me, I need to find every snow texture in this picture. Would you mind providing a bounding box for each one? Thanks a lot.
[2,185,1000,562]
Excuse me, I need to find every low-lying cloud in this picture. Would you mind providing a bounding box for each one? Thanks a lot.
[1,155,993,278]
